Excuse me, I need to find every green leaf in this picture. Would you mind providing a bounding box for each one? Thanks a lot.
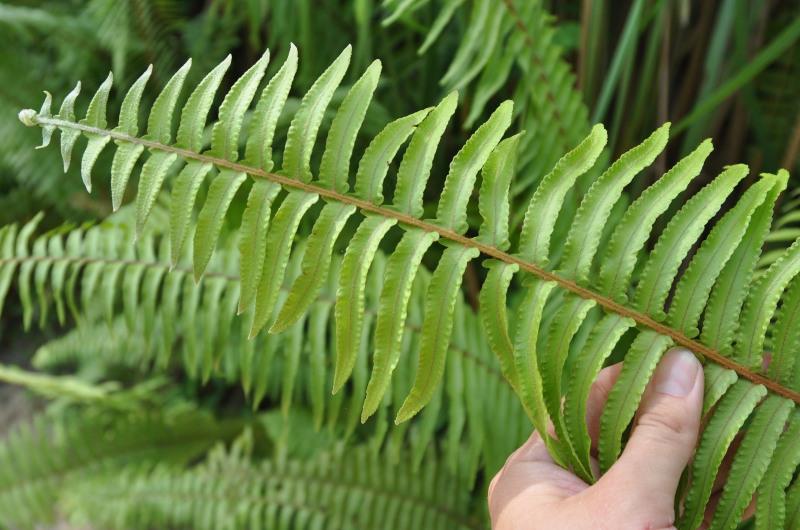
[192,170,247,281]
[702,364,738,417]
[479,260,520,392]
[168,162,214,268]
[237,179,282,313]
[396,244,479,423]
[633,164,748,319]
[175,55,232,152]
[560,123,669,284]
[333,215,397,393]
[135,151,179,240]
[244,44,298,172]
[708,397,793,530]
[115,65,152,136]
[392,92,458,217]
[33,91,55,148]
[361,228,438,421]
[354,108,431,204]
[270,202,357,333]
[319,60,381,192]
[788,479,800,530]
[755,410,800,530]
[540,295,597,481]
[770,279,800,385]
[564,314,635,479]
[207,50,270,161]
[249,191,319,338]
[80,135,111,193]
[282,46,352,183]
[596,139,713,301]
[667,174,775,337]
[679,381,766,530]
[435,101,513,234]
[78,72,114,192]
[734,235,800,370]
[598,330,673,473]
[701,171,788,353]
[511,278,566,466]
[476,133,523,251]
[144,58,191,144]
[80,72,113,129]
[110,143,146,211]
[518,124,607,266]
[57,81,81,172]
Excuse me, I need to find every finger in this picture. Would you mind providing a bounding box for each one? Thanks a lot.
[602,348,704,525]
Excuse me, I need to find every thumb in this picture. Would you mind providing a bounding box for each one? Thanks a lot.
[604,348,704,521]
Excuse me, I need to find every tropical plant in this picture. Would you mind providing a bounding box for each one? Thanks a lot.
[7,33,799,529]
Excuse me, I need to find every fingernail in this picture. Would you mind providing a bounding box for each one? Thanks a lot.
[655,348,700,397]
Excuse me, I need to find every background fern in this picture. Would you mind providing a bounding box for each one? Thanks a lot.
[2,1,800,529]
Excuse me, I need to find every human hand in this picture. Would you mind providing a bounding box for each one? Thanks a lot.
[488,347,711,529]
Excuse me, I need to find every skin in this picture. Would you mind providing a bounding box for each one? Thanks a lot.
[488,348,755,529]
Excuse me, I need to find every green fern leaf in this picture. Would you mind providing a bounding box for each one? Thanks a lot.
[207,50,270,161]
[598,330,673,472]
[708,397,793,529]
[476,132,523,251]
[362,228,439,420]
[192,170,247,281]
[702,364,738,417]
[237,179,282,312]
[270,202,357,333]
[79,72,113,192]
[667,174,776,337]
[168,161,214,268]
[512,278,569,466]
[679,381,767,530]
[735,234,800,370]
[540,294,596,479]
[755,410,800,530]
[518,124,607,266]
[479,260,520,392]
[559,123,669,284]
[249,191,319,338]
[57,81,81,171]
[175,55,232,152]
[244,44,298,172]
[143,58,192,145]
[107,50,152,206]
[392,92,458,217]
[319,59,381,192]
[769,279,800,385]
[597,139,713,301]
[282,45,351,183]
[354,108,431,204]
[396,244,479,423]
[633,164,749,319]
[564,314,635,479]
[435,101,513,234]
[701,171,788,354]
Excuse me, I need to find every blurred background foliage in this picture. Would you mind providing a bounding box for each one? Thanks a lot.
[0,0,798,528]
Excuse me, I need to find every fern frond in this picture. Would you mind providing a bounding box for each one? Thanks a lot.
[0,408,239,529]
[62,442,480,530]
[17,46,800,525]
[0,217,525,484]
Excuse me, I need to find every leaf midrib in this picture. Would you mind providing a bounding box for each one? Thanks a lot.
[27,115,800,404]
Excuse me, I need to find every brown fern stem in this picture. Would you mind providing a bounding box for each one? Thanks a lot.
[24,115,800,404]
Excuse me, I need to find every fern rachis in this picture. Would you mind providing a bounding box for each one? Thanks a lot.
[15,44,800,528]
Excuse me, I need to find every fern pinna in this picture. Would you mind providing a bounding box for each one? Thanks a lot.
[15,45,800,528]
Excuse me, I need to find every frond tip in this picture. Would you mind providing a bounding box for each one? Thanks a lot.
[16,43,800,527]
